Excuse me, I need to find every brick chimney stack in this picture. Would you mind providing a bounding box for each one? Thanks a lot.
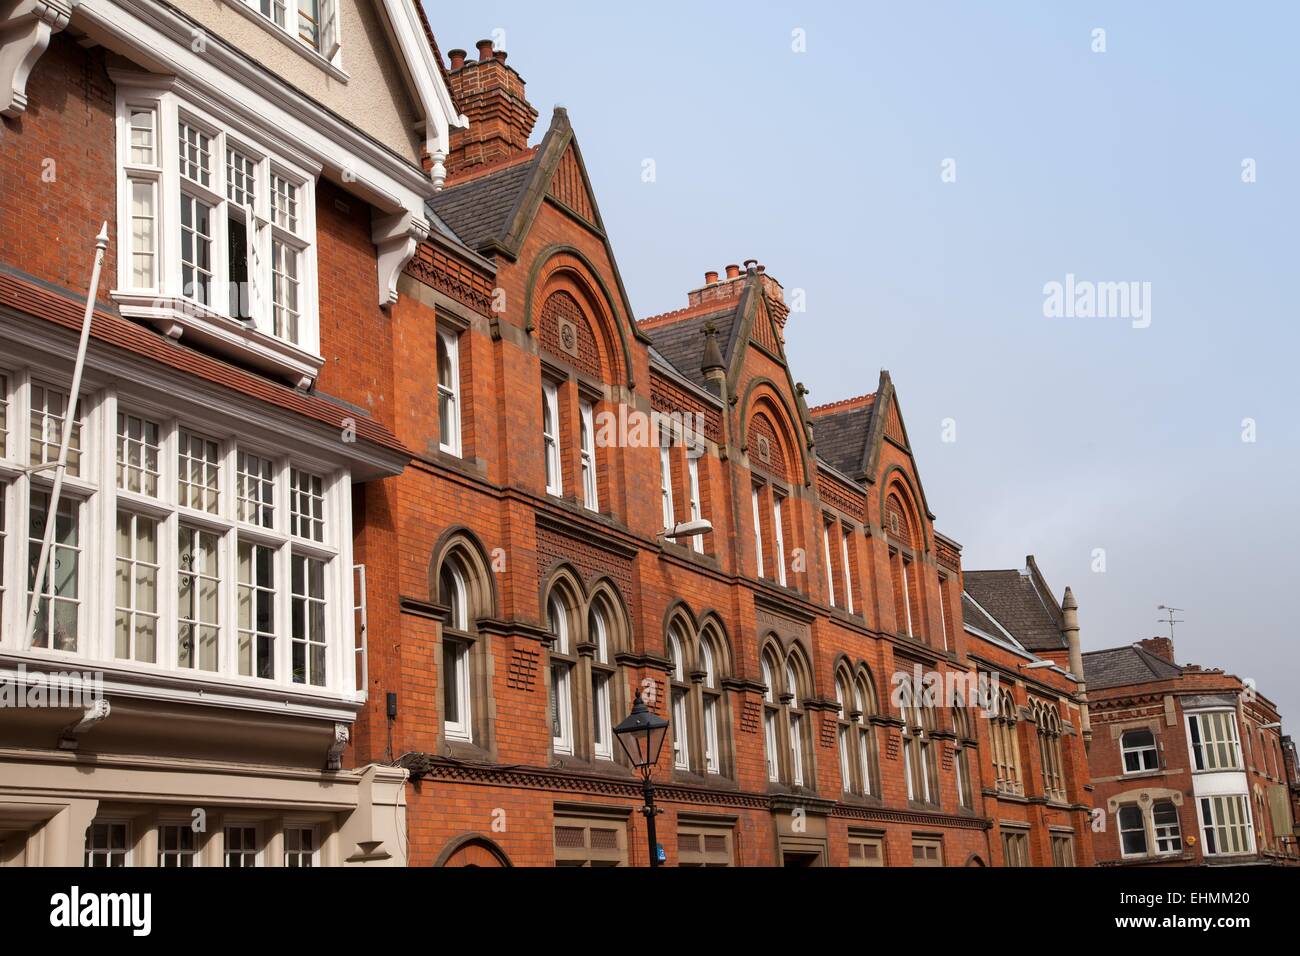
[444,39,539,177]
[686,261,788,334]
[1137,636,1176,664]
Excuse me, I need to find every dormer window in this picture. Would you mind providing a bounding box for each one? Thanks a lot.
[113,79,321,388]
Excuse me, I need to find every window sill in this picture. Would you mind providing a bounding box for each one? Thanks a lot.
[218,0,350,83]
[114,291,324,389]
[0,652,361,721]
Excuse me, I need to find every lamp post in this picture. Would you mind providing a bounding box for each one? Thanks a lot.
[613,689,670,867]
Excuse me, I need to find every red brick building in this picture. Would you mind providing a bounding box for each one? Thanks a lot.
[0,0,463,866]
[959,559,1094,866]
[336,36,1098,867]
[1084,637,1297,866]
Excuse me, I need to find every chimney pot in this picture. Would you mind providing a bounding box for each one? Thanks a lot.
[705,270,719,285]
[494,49,508,64]
[448,49,467,70]
[725,264,740,280]
[744,258,758,274]
[476,39,495,61]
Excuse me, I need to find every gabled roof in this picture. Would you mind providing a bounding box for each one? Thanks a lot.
[1083,645,1184,690]
[963,568,1068,652]
[961,592,1021,647]
[641,303,741,391]
[427,107,649,348]
[808,394,876,478]
[426,150,539,252]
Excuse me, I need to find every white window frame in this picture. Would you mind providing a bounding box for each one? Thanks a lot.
[901,557,915,636]
[0,371,358,703]
[1117,804,1148,858]
[1186,710,1243,771]
[750,486,764,578]
[440,563,473,743]
[659,431,674,531]
[823,521,836,608]
[1197,794,1254,857]
[840,527,854,615]
[1121,728,1160,774]
[685,453,703,552]
[668,628,690,771]
[84,820,132,867]
[234,0,343,66]
[772,494,786,587]
[590,607,613,761]
[542,381,562,496]
[437,328,461,457]
[548,596,573,755]
[283,824,318,867]
[700,639,719,774]
[579,400,598,511]
[112,79,322,386]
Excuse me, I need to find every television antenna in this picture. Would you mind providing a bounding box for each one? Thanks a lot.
[1156,604,1184,640]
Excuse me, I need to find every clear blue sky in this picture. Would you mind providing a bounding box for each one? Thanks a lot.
[424,2,1300,719]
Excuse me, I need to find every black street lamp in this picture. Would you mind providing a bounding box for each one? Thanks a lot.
[613,689,670,867]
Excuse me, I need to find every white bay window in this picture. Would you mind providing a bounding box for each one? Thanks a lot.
[0,365,359,700]
[113,80,321,388]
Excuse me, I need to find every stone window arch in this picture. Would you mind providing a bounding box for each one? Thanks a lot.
[433,535,496,750]
[1033,699,1066,802]
[990,688,1023,795]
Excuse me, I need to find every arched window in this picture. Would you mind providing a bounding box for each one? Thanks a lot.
[588,599,615,761]
[761,648,781,782]
[667,624,691,771]
[855,670,879,796]
[834,666,877,797]
[663,614,732,778]
[1034,701,1066,802]
[885,491,924,642]
[836,671,854,792]
[951,690,974,809]
[547,591,576,756]
[761,645,812,788]
[991,689,1023,795]
[786,659,807,787]
[436,542,495,747]
[899,673,937,805]
[698,628,723,774]
[440,561,471,742]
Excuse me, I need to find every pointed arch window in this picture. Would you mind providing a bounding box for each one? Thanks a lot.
[667,625,691,771]
[699,633,721,773]
[837,667,879,797]
[1034,701,1067,802]
[437,546,493,747]
[991,688,1024,795]
[589,602,614,760]
[761,647,812,788]
[761,651,780,782]
[899,674,938,805]
[951,698,974,809]
[548,593,575,755]
[441,563,471,742]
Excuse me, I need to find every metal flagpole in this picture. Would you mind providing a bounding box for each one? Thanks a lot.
[24,222,110,645]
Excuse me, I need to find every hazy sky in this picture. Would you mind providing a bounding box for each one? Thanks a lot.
[424,2,1300,720]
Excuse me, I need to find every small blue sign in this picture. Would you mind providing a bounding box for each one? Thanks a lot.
[655,844,666,863]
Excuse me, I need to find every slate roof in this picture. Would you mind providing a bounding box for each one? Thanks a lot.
[961,592,1014,644]
[809,398,875,478]
[962,570,1068,652]
[642,305,740,390]
[1083,645,1184,690]
[426,153,538,253]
